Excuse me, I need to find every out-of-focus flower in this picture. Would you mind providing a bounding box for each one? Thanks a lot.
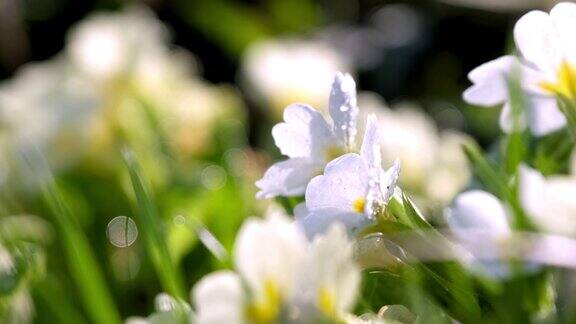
[446,190,513,278]
[256,72,360,198]
[360,94,472,209]
[241,39,349,117]
[463,2,576,136]
[67,6,169,82]
[0,58,99,175]
[0,5,245,187]
[297,116,400,238]
[192,215,360,323]
[519,164,576,237]
[67,6,245,163]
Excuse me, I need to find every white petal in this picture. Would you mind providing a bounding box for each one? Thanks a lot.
[550,2,576,64]
[234,215,307,299]
[255,158,319,199]
[380,159,401,203]
[463,56,517,106]
[192,271,245,324]
[328,72,359,149]
[526,95,566,136]
[447,190,510,236]
[297,209,372,239]
[514,10,563,72]
[272,103,335,160]
[518,164,547,223]
[360,114,382,170]
[305,223,360,313]
[540,178,576,236]
[498,103,528,134]
[305,153,370,214]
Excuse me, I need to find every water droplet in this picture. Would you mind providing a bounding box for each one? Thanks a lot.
[173,214,186,226]
[201,165,227,190]
[107,216,138,248]
[340,106,349,112]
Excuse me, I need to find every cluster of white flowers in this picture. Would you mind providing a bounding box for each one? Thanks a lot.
[464,2,576,136]
[256,72,401,239]
[0,6,242,184]
[193,214,360,323]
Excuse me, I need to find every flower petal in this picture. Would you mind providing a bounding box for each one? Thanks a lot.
[463,55,517,107]
[305,153,370,214]
[328,72,358,149]
[297,209,372,239]
[447,190,510,236]
[550,2,576,64]
[380,159,401,203]
[514,10,563,72]
[192,271,245,324]
[272,103,335,160]
[305,223,360,314]
[526,95,566,136]
[234,215,307,298]
[256,158,319,199]
[360,114,382,170]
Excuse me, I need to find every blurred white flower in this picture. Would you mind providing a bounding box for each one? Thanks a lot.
[519,164,576,237]
[0,58,99,173]
[446,190,513,278]
[297,116,400,238]
[67,6,169,81]
[192,215,361,323]
[256,72,360,198]
[360,94,472,208]
[241,39,349,116]
[463,2,576,136]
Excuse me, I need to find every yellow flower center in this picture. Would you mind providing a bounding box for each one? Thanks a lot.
[352,197,366,214]
[324,145,345,163]
[318,286,336,317]
[540,60,576,100]
[245,279,281,324]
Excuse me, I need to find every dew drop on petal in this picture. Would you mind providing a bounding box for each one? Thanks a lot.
[107,216,138,248]
[340,106,349,112]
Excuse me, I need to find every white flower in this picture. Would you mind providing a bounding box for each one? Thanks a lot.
[519,164,576,237]
[296,115,401,238]
[463,2,576,136]
[0,59,99,174]
[241,39,348,116]
[192,215,361,323]
[67,6,169,81]
[256,72,360,198]
[446,190,513,278]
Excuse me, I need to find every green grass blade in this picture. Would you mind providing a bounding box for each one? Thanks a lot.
[41,177,121,324]
[503,70,528,174]
[463,142,509,198]
[122,150,186,300]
